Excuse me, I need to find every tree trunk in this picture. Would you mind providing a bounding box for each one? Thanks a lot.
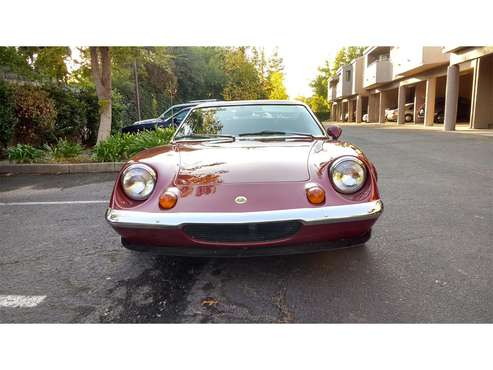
[90,47,112,143]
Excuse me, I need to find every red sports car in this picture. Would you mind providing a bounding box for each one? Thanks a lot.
[106,100,383,256]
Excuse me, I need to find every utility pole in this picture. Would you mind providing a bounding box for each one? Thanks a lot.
[133,59,141,121]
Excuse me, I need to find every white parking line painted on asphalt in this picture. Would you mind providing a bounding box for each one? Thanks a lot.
[0,295,46,308]
[0,200,107,206]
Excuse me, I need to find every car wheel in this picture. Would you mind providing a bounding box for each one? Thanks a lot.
[405,114,413,122]
[436,114,444,123]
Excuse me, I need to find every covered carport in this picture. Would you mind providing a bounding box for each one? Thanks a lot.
[378,88,398,123]
[444,48,493,130]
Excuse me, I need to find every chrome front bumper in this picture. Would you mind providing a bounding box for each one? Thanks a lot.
[106,200,383,229]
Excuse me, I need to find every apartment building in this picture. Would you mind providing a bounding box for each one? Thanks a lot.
[328,46,493,131]
[329,56,368,123]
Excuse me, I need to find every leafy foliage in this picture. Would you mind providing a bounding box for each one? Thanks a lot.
[13,85,57,146]
[45,138,83,160]
[126,127,175,157]
[223,48,265,100]
[7,143,45,163]
[0,80,17,148]
[1,46,290,155]
[45,84,95,143]
[268,71,288,100]
[91,132,131,162]
[92,127,175,162]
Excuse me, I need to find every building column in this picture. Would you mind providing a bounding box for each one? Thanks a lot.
[397,85,406,124]
[444,64,460,131]
[367,94,374,122]
[414,82,425,124]
[424,77,437,126]
[355,95,363,123]
[348,100,355,122]
[378,92,386,123]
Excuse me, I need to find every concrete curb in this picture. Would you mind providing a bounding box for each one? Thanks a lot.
[0,162,125,175]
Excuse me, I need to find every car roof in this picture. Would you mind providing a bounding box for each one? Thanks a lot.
[170,102,196,108]
[192,100,306,109]
[187,99,219,103]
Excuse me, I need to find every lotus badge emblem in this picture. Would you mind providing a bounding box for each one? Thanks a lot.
[234,195,247,205]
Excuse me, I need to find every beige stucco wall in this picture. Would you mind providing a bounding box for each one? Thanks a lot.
[351,57,367,96]
[392,46,449,77]
[449,46,493,65]
[471,54,493,128]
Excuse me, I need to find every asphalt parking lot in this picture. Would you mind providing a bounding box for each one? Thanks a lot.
[1,126,492,323]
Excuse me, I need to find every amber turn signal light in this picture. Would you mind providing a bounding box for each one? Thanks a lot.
[306,186,325,205]
[159,190,178,209]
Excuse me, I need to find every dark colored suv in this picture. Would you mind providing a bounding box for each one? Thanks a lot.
[121,99,218,134]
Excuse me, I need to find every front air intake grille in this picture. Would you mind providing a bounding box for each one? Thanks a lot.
[182,221,301,243]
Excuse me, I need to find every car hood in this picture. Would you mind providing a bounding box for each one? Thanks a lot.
[173,139,316,185]
[124,138,373,213]
[133,118,161,126]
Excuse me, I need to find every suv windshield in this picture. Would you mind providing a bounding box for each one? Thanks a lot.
[174,105,324,140]
[159,104,191,121]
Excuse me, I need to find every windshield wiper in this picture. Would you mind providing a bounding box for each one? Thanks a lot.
[174,134,235,142]
[238,130,314,138]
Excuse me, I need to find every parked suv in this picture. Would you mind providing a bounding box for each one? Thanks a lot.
[121,99,218,134]
[417,97,470,123]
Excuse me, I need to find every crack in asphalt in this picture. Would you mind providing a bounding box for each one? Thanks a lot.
[99,256,207,323]
[273,286,294,323]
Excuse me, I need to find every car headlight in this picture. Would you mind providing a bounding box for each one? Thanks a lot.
[329,156,367,194]
[121,163,156,200]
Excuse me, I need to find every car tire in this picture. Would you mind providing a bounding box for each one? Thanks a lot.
[405,114,413,122]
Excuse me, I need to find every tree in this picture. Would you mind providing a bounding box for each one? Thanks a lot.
[1,47,71,82]
[251,47,288,100]
[222,47,263,100]
[309,60,331,100]
[268,71,288,100]
[331,46,366,74]
[90,47,112,143]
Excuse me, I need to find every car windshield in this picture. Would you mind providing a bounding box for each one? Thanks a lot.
[174,104,324,140]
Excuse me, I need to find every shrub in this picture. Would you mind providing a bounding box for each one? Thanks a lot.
[13,85,57,146]
[0,80,17,149]
[45,85,89,143]
[45,138,83,161]
[126,127,175,157]
[92,126,175,162]
[92,132,132,162]
[7,143,45,163]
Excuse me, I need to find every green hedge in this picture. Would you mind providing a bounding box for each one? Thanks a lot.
[0,80,128,151]
[0,80,17,148]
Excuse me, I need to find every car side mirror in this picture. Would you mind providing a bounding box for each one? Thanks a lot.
[326,125,342,140]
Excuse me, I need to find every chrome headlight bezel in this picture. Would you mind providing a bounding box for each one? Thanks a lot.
[120,163,157,201]
[329,156,367,194]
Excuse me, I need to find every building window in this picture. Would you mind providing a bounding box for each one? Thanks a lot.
[345,70,351,81]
